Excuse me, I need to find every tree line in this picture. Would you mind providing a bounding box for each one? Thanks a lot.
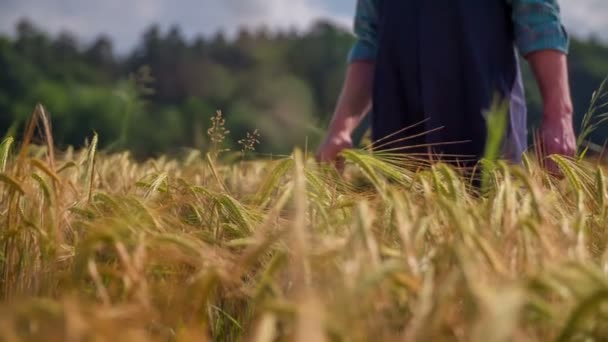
[1,19,607,157]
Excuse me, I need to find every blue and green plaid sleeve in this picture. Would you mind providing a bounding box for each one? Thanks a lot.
[347,0,569,63]
[511,0,569,55]
[348,0,380,63]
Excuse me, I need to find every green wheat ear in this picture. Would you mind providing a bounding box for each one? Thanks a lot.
[0,137,13,173]
[85,132,98,203]
[577,76,608,155]
[481,95,509,194]
[595,168,606,215]
[31,173,53,206]
[254,158,293,206]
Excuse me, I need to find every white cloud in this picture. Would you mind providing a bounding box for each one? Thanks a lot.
[0,0,166,51]
[0,0,353,52]
[560,0,608,39]
[223,0,326,28]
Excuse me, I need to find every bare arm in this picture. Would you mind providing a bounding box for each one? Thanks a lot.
[317,0,378,164]
[527,50,573,121]
[326,61,375,142]
[511,0,574,170]
[316,61,375,163]
[526,50,576,170]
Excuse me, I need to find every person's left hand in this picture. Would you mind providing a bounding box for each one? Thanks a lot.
[540,114,576,175]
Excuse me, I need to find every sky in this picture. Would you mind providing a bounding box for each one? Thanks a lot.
[0,0,606,53]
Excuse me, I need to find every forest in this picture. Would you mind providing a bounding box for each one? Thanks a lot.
[1,18,608,157]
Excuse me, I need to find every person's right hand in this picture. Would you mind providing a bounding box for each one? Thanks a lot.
[315,131,353,171]
[540,114,576,175]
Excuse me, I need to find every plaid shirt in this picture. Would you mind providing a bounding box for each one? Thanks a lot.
[349,0,569,62]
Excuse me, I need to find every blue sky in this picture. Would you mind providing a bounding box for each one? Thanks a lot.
[0,0,606,52]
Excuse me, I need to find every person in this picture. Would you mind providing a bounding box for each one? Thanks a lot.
[316,0,576,173]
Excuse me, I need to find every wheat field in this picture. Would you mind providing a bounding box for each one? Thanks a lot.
[1,104,608,342]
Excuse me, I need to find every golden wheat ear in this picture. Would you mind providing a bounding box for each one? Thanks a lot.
[363,120,476,168]
[364,118,431,151]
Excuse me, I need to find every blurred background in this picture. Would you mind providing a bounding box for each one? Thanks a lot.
[0,0,607,158]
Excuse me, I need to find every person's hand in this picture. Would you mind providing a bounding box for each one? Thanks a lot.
[540,114,576,175]
[316,131,353,172]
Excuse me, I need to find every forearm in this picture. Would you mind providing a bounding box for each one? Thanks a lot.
[526,50,573,120]
[526,49,576,164]
[327,61,375,138]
